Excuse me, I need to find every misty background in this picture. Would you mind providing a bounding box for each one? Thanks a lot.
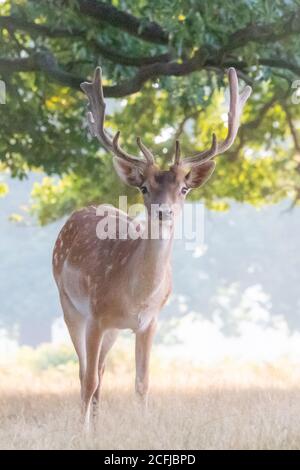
[1,172,299,363]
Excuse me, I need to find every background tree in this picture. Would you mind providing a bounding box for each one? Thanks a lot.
[1,0,300,223]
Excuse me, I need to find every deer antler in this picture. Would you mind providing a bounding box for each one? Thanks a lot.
[136,137,155,165]
[176,68,252,167]
[80,67,154,168]
[81,67,251,170]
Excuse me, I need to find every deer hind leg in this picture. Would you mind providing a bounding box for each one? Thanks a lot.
[82,317,104,432]
[60,292,86,396]
[92,328,119,418]
[135,318,157,407]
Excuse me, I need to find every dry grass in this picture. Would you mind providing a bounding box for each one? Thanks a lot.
[1,351,300,450]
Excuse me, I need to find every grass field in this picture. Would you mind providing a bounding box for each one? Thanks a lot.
[1,344,300,450]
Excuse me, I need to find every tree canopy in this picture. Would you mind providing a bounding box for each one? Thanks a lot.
[1,0,300,223]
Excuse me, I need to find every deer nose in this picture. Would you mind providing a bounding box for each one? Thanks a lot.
[158,208,173,221]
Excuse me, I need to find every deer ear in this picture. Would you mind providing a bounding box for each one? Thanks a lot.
[185,161,216,188]
[113,157,144,187]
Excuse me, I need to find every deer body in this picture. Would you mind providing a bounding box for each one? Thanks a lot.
[53,202,173,429]
[53,205,172,332]
[52,66,251,430]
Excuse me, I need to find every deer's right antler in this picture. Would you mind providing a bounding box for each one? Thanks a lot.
[177,68,252,167]
[80,67,154,168]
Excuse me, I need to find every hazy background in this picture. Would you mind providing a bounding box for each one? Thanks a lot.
[1,172,299,364]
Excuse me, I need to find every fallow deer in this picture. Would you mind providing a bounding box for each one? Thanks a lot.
[52,67,251,430]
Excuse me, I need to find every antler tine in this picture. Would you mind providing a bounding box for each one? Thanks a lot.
[113,132,145,168]
[81,67,147,166]
[181,67,252,167]
[80,67,112,151]
[216,67,252,155]
[136,137,155,164]
[181,133,218,167]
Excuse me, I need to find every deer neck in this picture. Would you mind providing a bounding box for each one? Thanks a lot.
[130,219,174,301]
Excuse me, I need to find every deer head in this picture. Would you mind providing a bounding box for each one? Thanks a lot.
[81,67,251,222]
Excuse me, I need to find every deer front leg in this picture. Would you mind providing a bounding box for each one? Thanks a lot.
[135,318,157,406]
[92,328,119,419]
[82,317,104,432]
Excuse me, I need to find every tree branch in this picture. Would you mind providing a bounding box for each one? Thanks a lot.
[0,15,171,67]
[76,0,169,45]
[91,44,171,67]
[1,24,300,98]
[0,15,78,37]
[3,4,300,93]
[225,8,300,50]
[259,58,300,77]
[0,56,37,73]
[103,48,210,97]
[0,53,84,88]
[8,2,300,53]
[0,48,209,96]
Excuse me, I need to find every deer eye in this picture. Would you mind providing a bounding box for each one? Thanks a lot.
[181,187,189,195]
[140,186,148,194]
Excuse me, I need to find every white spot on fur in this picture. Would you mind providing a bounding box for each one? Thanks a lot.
[120,256,129,266]
[105,264,113,277]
